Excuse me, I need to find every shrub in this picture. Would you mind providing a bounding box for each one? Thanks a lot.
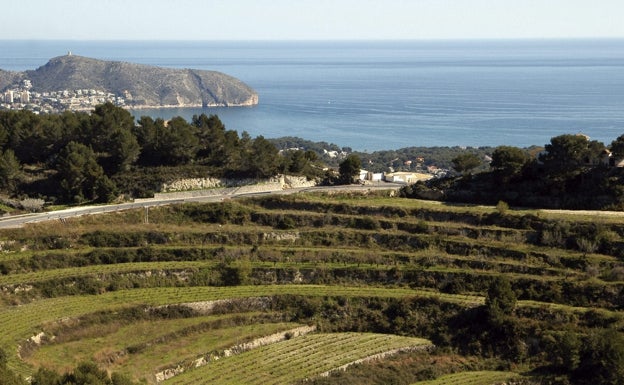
[575,237,598,254]
[19,198,45,212]
[485,276,517,324]
[350,217,380,230]
[496,200,509,215]
[276,215,296,230]
[575,329,624,385]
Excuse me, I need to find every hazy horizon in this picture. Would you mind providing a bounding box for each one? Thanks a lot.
[3,37,624,42]
[4,39,623,151]
[2,0,623,41]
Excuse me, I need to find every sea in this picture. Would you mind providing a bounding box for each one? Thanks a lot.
[1,39,624,152]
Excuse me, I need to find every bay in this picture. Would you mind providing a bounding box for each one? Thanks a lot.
[1,39,624,151]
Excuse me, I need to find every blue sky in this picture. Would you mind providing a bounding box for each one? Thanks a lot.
[3,0,624,40]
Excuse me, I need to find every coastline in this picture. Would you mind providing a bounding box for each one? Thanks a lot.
[3,40,624,151]
[124,94,259,110]
[0,94,259,113]
[126,100,259,110]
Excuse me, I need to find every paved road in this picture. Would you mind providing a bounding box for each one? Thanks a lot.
[0,184,403,229]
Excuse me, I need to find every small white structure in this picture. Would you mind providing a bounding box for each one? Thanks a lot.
[358,170,384,182]
[384,172,433,184]
[368,172,383,182]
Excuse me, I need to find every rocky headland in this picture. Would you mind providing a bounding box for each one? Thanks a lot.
[0,54,258,111]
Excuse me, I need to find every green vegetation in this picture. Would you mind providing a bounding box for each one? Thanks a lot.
[412,371,521,385]
[0,347,26,385]
[485,276,516,324]
[0,192,623,384]
[338,154,362,184]
[0,105,326,205]
[166,333,431,385]
[350,146,494,173]
[30,315,300,382]
[490,146,529,175]
[451,153,482,175]
[4,97,624,385]
[403,133,624,210]
[31,361,139,385]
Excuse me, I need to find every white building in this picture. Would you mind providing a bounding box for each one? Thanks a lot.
[383,172,433,184]
[358,170,385,182]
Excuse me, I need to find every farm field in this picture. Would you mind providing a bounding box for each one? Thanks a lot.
[0,191,623,384]
[412,370,521,385]
[167,333,432,385]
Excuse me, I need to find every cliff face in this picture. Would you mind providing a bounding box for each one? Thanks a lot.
[3,55,258,108]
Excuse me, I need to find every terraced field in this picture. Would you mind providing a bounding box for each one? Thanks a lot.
[0,191,623,384]
[167,333,432,385]
[413,371,521,385]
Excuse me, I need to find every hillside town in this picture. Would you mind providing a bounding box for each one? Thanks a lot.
[1,79,128,113]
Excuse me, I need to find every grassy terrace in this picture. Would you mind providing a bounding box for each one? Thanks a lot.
[412,371,522,385]
[0,191,623,383]
[1,284,620,379]
[28,313,303,382]
[0,285,477,379]
[166,333,432,385]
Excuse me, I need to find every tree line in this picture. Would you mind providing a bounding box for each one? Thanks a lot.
[402,133,624,210]
[0,103,324,205]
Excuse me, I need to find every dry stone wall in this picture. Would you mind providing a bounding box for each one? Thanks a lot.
[149,175,317,201]
[161,175,316,192]
[154,324,317,382]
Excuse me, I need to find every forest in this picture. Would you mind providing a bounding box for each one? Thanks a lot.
[402,133,624,210]
[0,103,324,206]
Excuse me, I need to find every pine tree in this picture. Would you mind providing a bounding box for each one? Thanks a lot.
[485,276,516,324]
[338,154,361,184]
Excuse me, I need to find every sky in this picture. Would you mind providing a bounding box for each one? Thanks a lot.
[2,0,624,40]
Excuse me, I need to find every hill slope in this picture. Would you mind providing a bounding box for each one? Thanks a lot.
[2,55,258,108]
[0,69,21,91]
[1,193,623,383]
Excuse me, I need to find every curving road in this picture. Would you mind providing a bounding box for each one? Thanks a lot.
[0,184,403,229]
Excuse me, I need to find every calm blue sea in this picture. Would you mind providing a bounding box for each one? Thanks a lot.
[1,39,624,151]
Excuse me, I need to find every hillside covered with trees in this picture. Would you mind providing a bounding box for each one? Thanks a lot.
[0,103,327,207]
[402,133,624,210]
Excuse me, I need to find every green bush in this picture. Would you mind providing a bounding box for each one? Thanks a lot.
[496,200,509,215]
[350,217,380,230]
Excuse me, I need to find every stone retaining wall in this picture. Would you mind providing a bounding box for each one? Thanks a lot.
[154,324,317,382]
[161,175,316,192]
[145,175,317,201]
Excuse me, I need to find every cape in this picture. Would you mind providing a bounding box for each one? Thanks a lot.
[0,54,258,108]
